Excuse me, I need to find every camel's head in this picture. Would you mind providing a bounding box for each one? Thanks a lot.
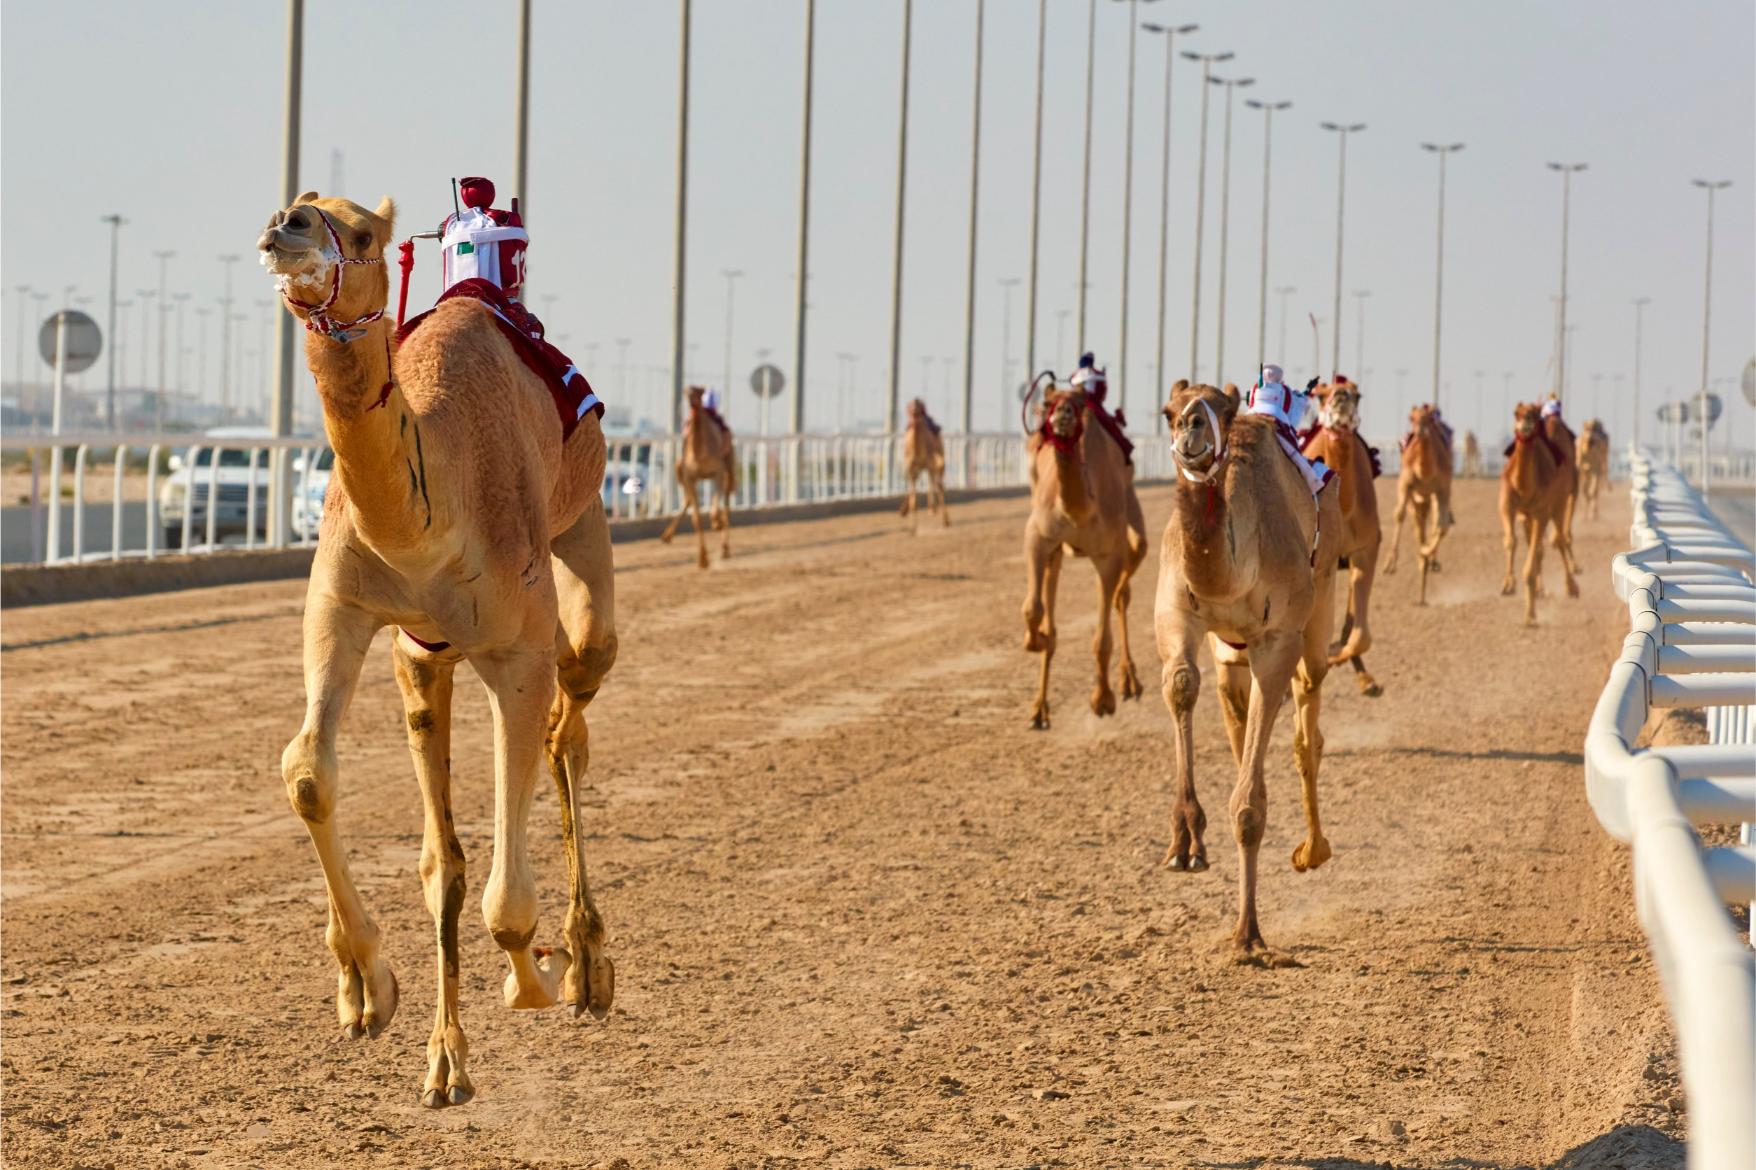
[1044,388,1085,441]
[1319,380,1362,430]
[1513,401,1541,439]
[907,397,927,420]
[1166,379,1238,476]
[259,191,396,332]
[1408,402,1437,430]
[686,384,706,409]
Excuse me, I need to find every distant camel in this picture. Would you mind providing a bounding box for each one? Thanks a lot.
[1383,404,1454,605]
[1304,379,1383,696]
[660,385,736,569]
[898,398,949,532]
[1500,402,1578,624]
[1577,419,1609,520]
[1543,402,1582,582]
[1462,431,1483,477]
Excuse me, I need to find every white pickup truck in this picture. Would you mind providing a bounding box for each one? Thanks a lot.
[157,427,277,549]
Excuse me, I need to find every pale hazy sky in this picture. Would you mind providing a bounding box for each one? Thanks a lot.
[4,0,1752,443]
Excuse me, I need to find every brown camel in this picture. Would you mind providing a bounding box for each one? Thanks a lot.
[1577,418,1609,520]
[660,384,736,568]
[1156,380,1344,959]
[1303,379,1383,696]
[260,194,616,1108]
[1462,430,1483,477]
[1543,407,1581,582]
[1500,402,1578,623]
[898,398,949,532]
[1382,403,1454,605]
[1021,380,1148,729]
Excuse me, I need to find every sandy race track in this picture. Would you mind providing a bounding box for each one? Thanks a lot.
[2,477,1689,1169]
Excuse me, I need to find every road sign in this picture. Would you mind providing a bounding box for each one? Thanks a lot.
[37,309,101,374]
[1742,357,1755,407]
[749,364,785,399]
[1657,402,1690,423]
[1700,392,1723,427]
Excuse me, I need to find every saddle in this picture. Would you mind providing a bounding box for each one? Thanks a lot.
[398,278,601,441]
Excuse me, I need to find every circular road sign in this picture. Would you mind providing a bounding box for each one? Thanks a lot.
[749,363,786,399]
[1656,402,1689,423]
[37,309,102,374]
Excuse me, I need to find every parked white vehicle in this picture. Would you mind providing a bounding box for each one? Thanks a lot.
[293,447,333,540]
[157,427,277,549]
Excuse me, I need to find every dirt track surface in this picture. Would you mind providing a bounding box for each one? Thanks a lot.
[2,478,1688,1169]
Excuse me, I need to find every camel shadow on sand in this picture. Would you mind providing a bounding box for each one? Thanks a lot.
[1194,1122,1683,1170]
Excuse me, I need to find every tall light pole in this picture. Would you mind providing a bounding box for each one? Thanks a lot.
[217,255,240,421]
[1692,178,1731,494]
[671,0,693,434]
[1183,49,1232,384]
[1351,290,1370,381]
[1108,0,1161,415]
[1275,285,1295,364]
[513,0,530,218]
[1023,0,1047,382]
[1547,161,1586,400]
[269,0,303,545]
[885,0,915,464]
[153,251,174,431]
[12,285,31,401]
[134,291,157,392]
[1631,296,1649,450]
[998,276,1021,410]
[720,268,743,400]
[1245,98,1289,379]
[1320,121,1365,378]
[100,213,125,429]
[195,307,211,408]
[960,0,983,435]
[1209,72,1253,387]
[1421,141,1464,410]
[1142,20,1197,425]
[1075,0,1096,353]
[794,0,816,437]
[1056,308,1072,361]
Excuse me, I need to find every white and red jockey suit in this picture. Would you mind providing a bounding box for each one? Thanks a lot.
[1247,369,1331,496]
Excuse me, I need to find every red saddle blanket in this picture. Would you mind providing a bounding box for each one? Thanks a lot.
[397,278,601,441]
[1037,402,1134,464]
[1297,424,1383,479]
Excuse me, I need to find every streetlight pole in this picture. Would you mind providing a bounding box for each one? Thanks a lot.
[671,0,693,435]
[217,255,240,421]
[1024,0,1047,382]
[1075,0,1096,353]
[1692,178,1730,494]
[886,0,915,476]
[794,0,816,440]
[513,0,530,219]
[135,290,156,396]
[269,0,303,544]
[1183,49,1232,384]
[153,250,174,431]
[1422,141,1464,410]
[960,0,983,437]
[1210,72,1253,387]
[998,276,1021,412]
[721,269,743,404]
[1547,161,1586,401]
[12,285,30,403]
[1245,98,1289,379]
[1142,20,1197,427]
[1320,121,1365,378]
[1631,296,1649,451]
[1352,290,1370,381]
[1108,0,1160,415]
[100,213,125,429]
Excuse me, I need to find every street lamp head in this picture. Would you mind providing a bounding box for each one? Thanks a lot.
[1321,121,1339,131]
[1692,178,1733,190]
[1349,123,1366,132]
[1178,22,1198,32]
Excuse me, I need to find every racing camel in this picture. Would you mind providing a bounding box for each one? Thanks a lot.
[1157,380,1343,960]
[898,397,950,532]
[260,194,616,1108]
[1020,375,1148,729]
[1500,401,1578,623]
[1303,379,1384,696]
[1462,431,1483,477]
[1577,418,1609,520]
[1543,404,1582,581]
[1383,403,1454,605]
[660,384,737,568]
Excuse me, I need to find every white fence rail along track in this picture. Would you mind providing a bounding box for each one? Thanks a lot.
[1584,452,1755,1170]
[2,430,1180,566]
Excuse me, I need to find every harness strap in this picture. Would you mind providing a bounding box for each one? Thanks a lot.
[1175,398,1227,483]
[280,206,386,343]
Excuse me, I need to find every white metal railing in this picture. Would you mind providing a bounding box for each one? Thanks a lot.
[4,430,1176,566]
[1584,450,1754,1170]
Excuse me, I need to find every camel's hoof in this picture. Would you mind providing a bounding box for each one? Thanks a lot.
[659,531,674,545]
[1028,706,1050,731]
[1565,579,1579,599]
[1499,581,1516,596]
[421,1083,475,1110]
[1163,851,1208,873]
[339,962,398,1040]
[567,952,614,1022]
[1091,688,1117,717]
[721,545,732,561]
[1233,947,1305,970]
[1292,836,1332,872]
[1120,668,1144,701]
[1430,559,1442,573]
[1359,677,1383,698]
[504,947,568,1010]
[1382,563,1398,576]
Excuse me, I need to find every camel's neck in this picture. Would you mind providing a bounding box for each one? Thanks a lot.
[306,320,432,550]
[1050,442,1093,522]
[1508,436,1550,498]
[1173,471,1238,597]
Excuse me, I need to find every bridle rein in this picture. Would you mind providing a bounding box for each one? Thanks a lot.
[1174,397,1227,483]
[279,206,386,343]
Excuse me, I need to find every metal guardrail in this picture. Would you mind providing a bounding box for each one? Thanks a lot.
[1584,451,1754,1170]
[3,430,1177,566]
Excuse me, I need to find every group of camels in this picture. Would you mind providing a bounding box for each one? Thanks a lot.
[259,192,1609,1105]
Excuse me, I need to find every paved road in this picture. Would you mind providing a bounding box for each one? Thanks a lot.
[0,481,1684,1167]
[0,502,274,563]
[1707,485,1755,548]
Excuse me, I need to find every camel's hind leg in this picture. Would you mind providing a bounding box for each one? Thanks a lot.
[685,481,709,569]
[903,470,919,533]
[1553,495,1580,586]
[547,503,619,1021]
[934,468,950,527]
[1022,533,1062,729]
[1211,639,1252,768]
[281,592,398,1041]
[1382,481,1411,574]
[659,472,691,545]
[1089,556,1123,717]
[1229,630,1303,959]
[1331,552,1383,696]
[1412,495,1433,606]
[1291,570,1336,873]
[1422,481,1453,571]
[715,471,733,560]
[1522,514,1545,625]
[391,640,473,1109]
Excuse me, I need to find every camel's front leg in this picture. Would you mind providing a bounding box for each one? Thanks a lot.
[1382,482,1410,574]
[1413,496,1434,606]
[1230,631,1302,959]
[1021,531,1061,729]
[1522,514,1545,625]
[1422,482,1453,570]
[903,470,919,532]
[391,642,473,1108]
[1292,573,1335,873]
[1113,573,1143,701]
[281,593,397,1040]
[1090,557,1122,717]
[478,645,572,1010]
[935,470,951,527]
[1499,495,1519,596]
[659,475,689,545]
[716,473,733,560]
[1155,613,1208,872]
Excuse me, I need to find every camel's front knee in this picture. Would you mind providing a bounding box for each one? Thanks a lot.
[281,730,337,825]
[1164,662,1200,714]
[1233,804,1266,848]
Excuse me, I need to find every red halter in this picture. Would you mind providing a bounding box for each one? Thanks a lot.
[280,206,386,342]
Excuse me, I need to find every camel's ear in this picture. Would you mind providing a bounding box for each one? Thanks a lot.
[1221,382,1241,415]
[371,196,397,245]
[295,190,319,205]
